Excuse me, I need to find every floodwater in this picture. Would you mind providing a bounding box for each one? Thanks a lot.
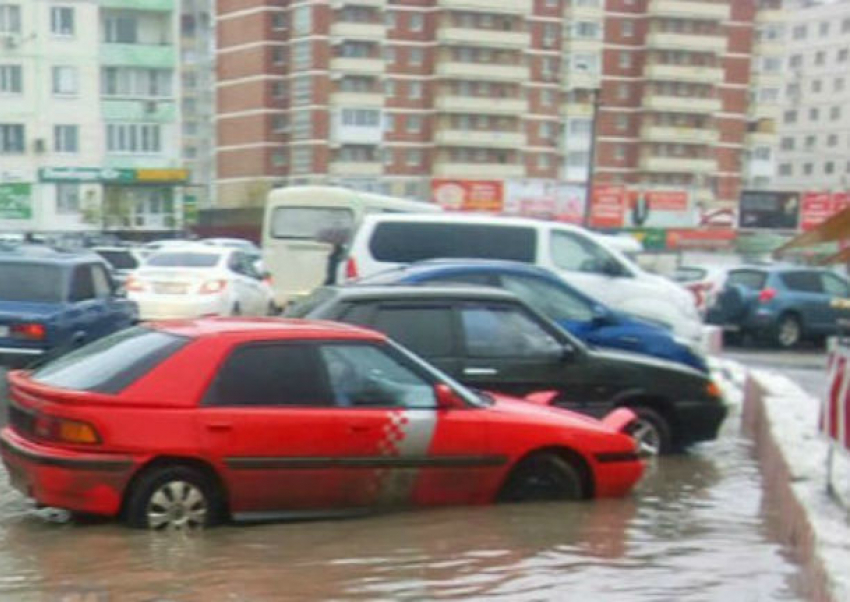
[0,411,807,602]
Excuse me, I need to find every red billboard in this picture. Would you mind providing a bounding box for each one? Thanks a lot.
[800,191,850,231]
[589,186,626,229]
[431,179,504,213]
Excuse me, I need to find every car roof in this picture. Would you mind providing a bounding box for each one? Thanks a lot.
[0,245,104,265]
[327,284,523,303]
[373,258,561,279]
[150,317,386,340]
[358,211,584,232]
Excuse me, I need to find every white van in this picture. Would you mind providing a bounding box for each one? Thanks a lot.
[345,213,703,342]
[261,186,441,306]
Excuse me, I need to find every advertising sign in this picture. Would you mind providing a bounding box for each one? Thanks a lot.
[39,167,188,183]
[801,191,850,232]
[431,179,503,213]
[623,190,695,228]
[738,190,801,230]
[589,185,626,229]
[0,183,32,220]
[504,180,585,224]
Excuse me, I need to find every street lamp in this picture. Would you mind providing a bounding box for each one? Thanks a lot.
[582,88,602,227]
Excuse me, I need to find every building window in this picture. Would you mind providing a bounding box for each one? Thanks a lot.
[814,51,825,66]
[789,54,802,69]
[839,49,849,63]
[406,149,422,166]
[101,67,173,98]
[619,51,631,69]
[291,75,311,104]
[539,121,553,139]
[272,115,287,133]
[831,106,842,121]
[809,107,819,121]
[0,4,21,33]
[785,83,799,99]
[573,21,600,39]
[820,21,830,36]
[52,66,78,96]
[812,79,822,93]
[292,5,311,35]
[792,24,807,40]
[292,40,310,69]
[541,89,555,106]
[783,110,797,124]
[106,123,162,153]
[0,64,21,93]
[50,6,74,36]
[272,46,285,66]
[825,161,835,175]
[272,12,286,30]
[384,80,395,97]
[620,20,634,37]
[843,17,850,33]
[778,163,792,176]
[780,136,794,151]
[803,163,813,176]
[56,183,80,214]
[406,115,422,133]
[537,154,553,169]
[762,57,781,73]
[828,133,838,147]
[409,13,423,32]
[409,48,423,66]
[408,81,422,99]
[614,145,626,161]
[271,152,286,167]
[291,147,312,173]
[617,83,629,100]
[0,123,24,153]
[616,114,628,131]
[272,81,286,98]
[341,108,380,127]
[753,147,771,161]
[836,77,846,92]
[103,14,137,43]
[53,124,78,153]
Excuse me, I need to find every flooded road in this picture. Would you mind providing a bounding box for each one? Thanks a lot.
[0,405,808,602]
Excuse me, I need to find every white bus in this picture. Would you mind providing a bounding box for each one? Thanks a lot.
[261,186,441,307]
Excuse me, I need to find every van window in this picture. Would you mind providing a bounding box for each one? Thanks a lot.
[550,231,617,274]
[271,207,354,240]
[369,223,536,263]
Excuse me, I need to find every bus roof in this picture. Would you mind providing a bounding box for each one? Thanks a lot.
[266,186,442,213]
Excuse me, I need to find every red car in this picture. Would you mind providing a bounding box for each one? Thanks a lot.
[1,318,644,530]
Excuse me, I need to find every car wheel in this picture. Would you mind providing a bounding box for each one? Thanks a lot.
[626,406,672,456]
[774,313,801,349]
[124,465,222,530]
[498,453,583,502]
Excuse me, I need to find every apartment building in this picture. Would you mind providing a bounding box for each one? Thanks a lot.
[774,0,850,193]
[0,0,186,235]
[216,0,780,221]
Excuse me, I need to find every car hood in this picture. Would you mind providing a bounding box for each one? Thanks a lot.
[487,392,621,435]
[588,346,706,379]
[0,300,64,321]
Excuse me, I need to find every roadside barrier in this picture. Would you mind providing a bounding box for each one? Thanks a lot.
[822,341,850,497]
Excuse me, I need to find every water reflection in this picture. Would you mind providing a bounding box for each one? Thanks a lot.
[0,435,804,601]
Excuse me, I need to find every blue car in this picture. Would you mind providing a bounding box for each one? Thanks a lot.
[357,259,708,372]
[706,265,850,348]
[0,245,138,364]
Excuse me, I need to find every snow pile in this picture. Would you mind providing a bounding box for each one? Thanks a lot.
[708,356,748,409]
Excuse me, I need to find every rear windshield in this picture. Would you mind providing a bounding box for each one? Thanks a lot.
[727,270,767,290]
[0,263,65,303]
[95,250,138,271]
[147,252,220,268]
[285,286,338,318]
[369,223,537,263]
[271,207,355,240]
[674,267,707,283]
[31,327,189,394]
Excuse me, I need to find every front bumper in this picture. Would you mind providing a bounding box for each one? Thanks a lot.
[675,399,728,447]
[1,427,138,517]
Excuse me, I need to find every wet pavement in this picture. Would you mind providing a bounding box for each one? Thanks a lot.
[0,357,814,602]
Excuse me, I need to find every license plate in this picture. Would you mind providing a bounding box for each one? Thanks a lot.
[0,325,8,337]
[154,283,188,295]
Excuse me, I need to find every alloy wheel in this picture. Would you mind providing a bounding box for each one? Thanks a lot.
[146,480,208,530]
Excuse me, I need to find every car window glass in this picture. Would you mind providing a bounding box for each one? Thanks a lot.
[372,306,454,357]
[822,273,850,297]
[206,343,332,407]
[90,265,112,298]
[550,231,614,274]
[425,273,496,287]
[726,270,766,290]
[338,302,375,325]
[285,287,338,318]
[780,271,823,293]
[674,267,707,282]
[271,207,355,240]
[0,263,64,303]
[228,253,245,275]
[95,250,138,270]
[320,343,436,408]
[147,252,220,268]
[461,306,563,358]
[500,274,594,322]
[70,266,95,301]
[369,223,536,263]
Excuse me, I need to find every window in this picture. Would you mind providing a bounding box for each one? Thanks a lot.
[52,66,78,96]
[573,21,599,38]
[54,183,80,214]
[291,75,311,104]
[838,48,849,63]
[106,123,162,153]
[804,163,813,176]
[621,20,634,37]
[823,274,850,297]
[809,107,819,121]
[384,79,395,97]
[409,48,423,66]
[619,51,631,69]
[341,108,380,127]
[778,163,792,176]
[292,40,310,68]
[0,4,21,33]
[270,207,353,240]
[372,307,453,358]
[53,124,78,153]
[753,146,771,161]
[780,271,823,293]
[461,306,562,359]
[409,13,423,32]
[617,83,629,100]
[836,77,846,93]
[102,67,173,98]
[408,81,422,99]
[820,21,830,36]
[103,14,137,43]
[272,81,286,98]
[406,149,421,166]
[780,136,795,151]
[0,123,24,153]
[501,275,594,322]
[272,12,286,30]
[292,5,311,35]
[406,115,422,133]
[812,79,822,93]
[805,134,816,149]
[550,230,619,275]
[727,270,766,290]
[50,6,74,36]
[789,54,802,69]
[831,106,842,121]
[825,161,835,175]
[272,46,285,65]
[792,24,807,39]
[814,51,825,66]
[828,134,838,147]
[0,65,21,93]
[615,145,626,161]
[762,57,781,73]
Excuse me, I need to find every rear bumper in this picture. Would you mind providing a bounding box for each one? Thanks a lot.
[675,399,728,447]
[132,293,228,321]
[593,455,645,498]
[1,427,138,516]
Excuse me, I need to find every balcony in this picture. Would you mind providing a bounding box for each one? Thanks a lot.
[639,156,717,173]
[330,0,384,7]
[646,32,727,54]
[328,161,382,176]
[641,126,719,145]
[749,103,781,121]
[330,22,385,40]
[437,27,527,48]
[643,94,722,114]
[648,0,730,20]
[436,95,526,115]
[100,44,176,68]
[100,0,173,9]
[435,129,524,149]
[562,102,594,118]
[436,61,527,81]
[567,4,603,19]
[433,161,525,178]
[102,99,177,122]
[757,9,785,23]
[437,0,529,14]
[644,63,724,84]
[330,91,384,108]
[329,57,384,75]
[564,71,601,90]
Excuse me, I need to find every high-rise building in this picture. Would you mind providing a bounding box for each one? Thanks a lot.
[774,0,850,193]
[0,0,186,236]
[215,0,781,219]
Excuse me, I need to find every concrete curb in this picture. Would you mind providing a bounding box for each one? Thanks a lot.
[741,375,834,602]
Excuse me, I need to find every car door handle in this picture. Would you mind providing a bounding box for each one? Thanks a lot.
[464,367,498,376]
[205,422,232,431]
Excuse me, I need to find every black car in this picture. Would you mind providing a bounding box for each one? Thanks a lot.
[287,285,727,454]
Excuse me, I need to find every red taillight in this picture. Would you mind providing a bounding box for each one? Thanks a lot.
[199,279,228,294]
[345,257,358,280]
[11,322,46,341]
[34,414,100,445]
[263,275,273,287]
[125,276,145,292]
[758,288,777,303]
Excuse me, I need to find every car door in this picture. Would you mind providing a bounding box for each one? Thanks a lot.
[67,264,109,345]
[238,252,271,314]
[779,271,828,330]
[91,262,134,334]
[225,252,257,314]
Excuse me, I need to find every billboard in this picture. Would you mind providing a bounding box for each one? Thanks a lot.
[431,179,503,213]
[504,180,585,224]
[801,191,850,231]
[0,183,32,220]
[738,191,801,230]
[622,190,695,228]
[589,185,627,229]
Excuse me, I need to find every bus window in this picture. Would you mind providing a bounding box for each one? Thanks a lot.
[271,207,355,240]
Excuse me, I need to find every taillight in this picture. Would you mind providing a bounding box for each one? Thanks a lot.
[125,276,145,292]
[758,288,777,303]
[35,414,100,445]
[263,274,273,287]
[345,257,358,280]
[11,322,46,341]
[199,279,228,294]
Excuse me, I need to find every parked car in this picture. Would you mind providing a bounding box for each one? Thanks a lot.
[202,237,265,274]
[138,239,198,259]
[126,245,276,320]
[91,246,146,286]
[288,285,727,454]
[342,213,702,343]
[706,265,850,348]
[1,318,645,529]
[0,246,137,363]
[672,265,730,317]
[355,260,707,373]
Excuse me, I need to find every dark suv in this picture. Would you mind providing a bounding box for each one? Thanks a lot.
[288,285,727,454]
[706,265,850,348]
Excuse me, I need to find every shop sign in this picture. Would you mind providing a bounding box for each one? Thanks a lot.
[0,183,33,219]
[39,167,135,183]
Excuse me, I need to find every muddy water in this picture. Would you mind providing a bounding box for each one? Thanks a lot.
[0,417,806,602]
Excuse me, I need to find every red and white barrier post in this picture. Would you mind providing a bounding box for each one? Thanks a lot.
[821,344,850,496]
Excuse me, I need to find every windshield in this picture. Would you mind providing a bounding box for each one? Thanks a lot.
[147,251,221,268]
[95,250,139,271]
[271,207,355,240]
[0,263,65,303]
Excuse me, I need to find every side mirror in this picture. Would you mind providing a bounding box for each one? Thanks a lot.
[602,259,622,277]
[434,383,466,410]
[591,305,614,325]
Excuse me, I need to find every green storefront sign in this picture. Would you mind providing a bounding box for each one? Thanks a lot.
[0,183,33,220]
[627,228,667,251]
[183,194,198,225]
[39,167,136,183]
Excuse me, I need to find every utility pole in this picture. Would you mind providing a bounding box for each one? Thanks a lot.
[582,88,602,228]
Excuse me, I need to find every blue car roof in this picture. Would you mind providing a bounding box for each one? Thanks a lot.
[0,245,101,266]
